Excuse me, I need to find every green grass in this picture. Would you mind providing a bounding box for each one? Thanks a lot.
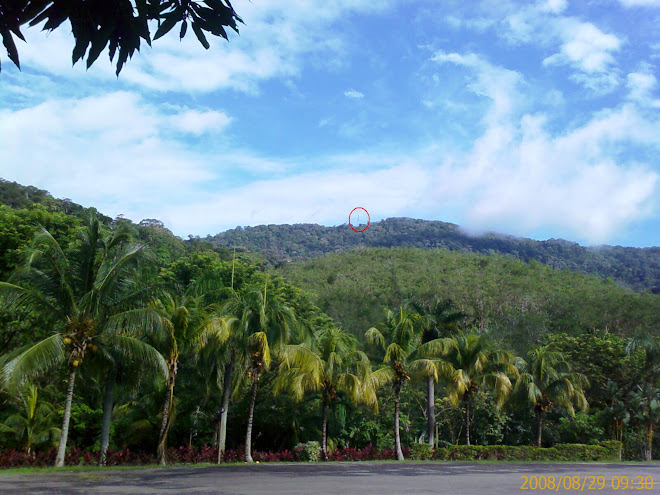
[1,459,656,474]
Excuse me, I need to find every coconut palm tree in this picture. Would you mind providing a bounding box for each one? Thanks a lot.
[514,345,588,447]
[0,216,168,467]
[0,383,60,454]
[365,307,453,460]
[275,326,378,459]
[441,331,519,446]
[413,298,465,446]
[222,279,298,463]
[153,291,232,465]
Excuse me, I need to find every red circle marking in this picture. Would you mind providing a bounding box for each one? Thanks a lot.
[349,207,370,232]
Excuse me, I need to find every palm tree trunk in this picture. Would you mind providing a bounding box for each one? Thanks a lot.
[465,399,471,446]
[55,369,77,467]
[217,356,234,464]
[245,376,259,463]
[394,384,404,461]
[157,361,177,465]
[427,376,435,446]
[321,399,328,460]
[100,374,115,465]
[647,423,653,461]
[536,410,543,447]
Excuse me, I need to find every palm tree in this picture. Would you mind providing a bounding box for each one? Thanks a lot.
[514,345,588,447]
[0,216,168,467]
[602,380,629,444]
[0,384,60,454]
[630,383,660,461]
[153,291,231,465]
[627,333,659,387]
[441,331,519,446]
[275,326,378,459]
[222,279,298,463]
[413,298,465,446]
[365,307,452,460]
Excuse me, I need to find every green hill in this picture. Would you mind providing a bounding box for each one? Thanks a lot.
[278,247,660,352]
[209,218,660,292]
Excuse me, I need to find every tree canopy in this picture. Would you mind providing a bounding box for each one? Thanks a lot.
[0,0,242,75]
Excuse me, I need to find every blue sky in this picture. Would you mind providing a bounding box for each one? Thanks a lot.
[1,0,659,246]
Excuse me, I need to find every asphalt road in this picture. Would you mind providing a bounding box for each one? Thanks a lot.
[0,462,658,495]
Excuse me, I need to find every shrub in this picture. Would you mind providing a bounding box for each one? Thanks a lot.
[599,441,622,461]
[432,442,622,462]
[294,441,321,462]
[0,441,622,468]
[409,443,434,460]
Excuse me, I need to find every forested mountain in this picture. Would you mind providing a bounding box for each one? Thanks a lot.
[3,179,658,293]
[278,247,660,354]
[209,219,660,292]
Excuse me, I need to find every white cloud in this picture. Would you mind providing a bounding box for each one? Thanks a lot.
[0,92,219,216]
[428,52,659,243]
[170,110,232,135]
[483,2,626,93]
[1,79,657,244]
[540,0,568,14]
[543,20,622,72]
[626,67,660,107]
[618,0,660,6]
[431,51,523,124]
[15,0,396,94]
[344,89,365,99]
[165,162,430,233]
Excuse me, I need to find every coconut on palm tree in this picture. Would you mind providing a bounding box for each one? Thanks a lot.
[275,326,378,459]
[365,307,453,460]
[514,345,588,447]
[441,330,519,446]
[0,216,168,467]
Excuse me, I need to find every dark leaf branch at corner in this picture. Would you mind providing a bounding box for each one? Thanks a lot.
[0,0,243,75]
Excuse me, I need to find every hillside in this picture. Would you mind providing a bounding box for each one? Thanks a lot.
[2,179,658,292]
[209,218,660,292]
[278,247,660,352]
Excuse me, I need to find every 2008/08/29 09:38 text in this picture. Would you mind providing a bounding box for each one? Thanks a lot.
[520,475,654,491]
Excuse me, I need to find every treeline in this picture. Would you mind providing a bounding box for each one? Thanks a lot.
[209,218,660,292]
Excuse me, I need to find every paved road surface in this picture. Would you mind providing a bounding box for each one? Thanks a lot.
[0,462,658,494]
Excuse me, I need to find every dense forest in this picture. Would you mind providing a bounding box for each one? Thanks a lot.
[209,219,660,293]
[278,248,660,354]
[0,179,658,467]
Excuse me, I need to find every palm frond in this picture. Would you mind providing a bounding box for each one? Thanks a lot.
[0,282,59,316]
[3,335,65,388]
[365,327,386,350]
[384,343,405,363]
[97,334,168,380]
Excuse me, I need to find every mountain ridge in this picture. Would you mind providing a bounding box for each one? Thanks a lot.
[1,179,657,293]
[208,217,660,292]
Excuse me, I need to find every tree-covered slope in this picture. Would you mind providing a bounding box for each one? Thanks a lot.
[209,218,660,292]
[278,247,660,353]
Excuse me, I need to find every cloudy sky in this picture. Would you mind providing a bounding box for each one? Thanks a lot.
[1,0,659,246]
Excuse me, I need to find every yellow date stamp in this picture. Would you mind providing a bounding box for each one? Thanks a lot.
[520,475,655,491]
